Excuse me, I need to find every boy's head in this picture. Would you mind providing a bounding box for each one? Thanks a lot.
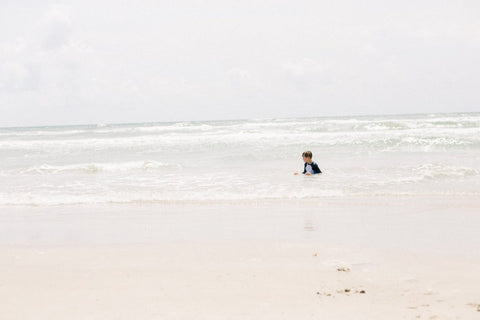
[302,150,313,163]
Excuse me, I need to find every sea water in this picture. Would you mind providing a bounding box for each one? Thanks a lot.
[0,113,479,205]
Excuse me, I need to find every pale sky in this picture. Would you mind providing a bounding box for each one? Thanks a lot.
[1,0,480,127]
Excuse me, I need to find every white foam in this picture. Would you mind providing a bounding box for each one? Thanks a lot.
[412,163,479,180]
[15,161,175,175]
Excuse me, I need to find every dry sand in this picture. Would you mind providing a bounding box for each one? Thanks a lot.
[1,197,479,319]
[1,242,480,319]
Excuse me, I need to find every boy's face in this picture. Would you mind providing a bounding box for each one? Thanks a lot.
[302,156,312,163]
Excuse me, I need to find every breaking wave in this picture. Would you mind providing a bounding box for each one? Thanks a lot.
[3,161,176,175]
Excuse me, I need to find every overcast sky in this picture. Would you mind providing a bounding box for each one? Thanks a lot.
[1,0,479,127]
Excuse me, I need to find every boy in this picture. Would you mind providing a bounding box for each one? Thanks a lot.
[294,151,322,175]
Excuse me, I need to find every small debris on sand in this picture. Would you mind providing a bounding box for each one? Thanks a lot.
[467,303,480,312]
[352,289,366,294]
[319,288,366,296]
[337,267,351,272]
[316,291,333,297]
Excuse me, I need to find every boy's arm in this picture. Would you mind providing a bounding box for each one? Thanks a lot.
[312,163,322,174]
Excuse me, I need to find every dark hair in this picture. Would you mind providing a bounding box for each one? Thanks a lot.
[302,151,312,158]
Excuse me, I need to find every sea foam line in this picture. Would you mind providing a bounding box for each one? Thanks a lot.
[11,161,176,175]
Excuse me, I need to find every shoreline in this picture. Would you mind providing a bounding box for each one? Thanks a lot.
[1,195,479,254]
[1,192,479,207]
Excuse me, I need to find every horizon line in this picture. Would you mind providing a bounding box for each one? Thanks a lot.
[1,110,479,130]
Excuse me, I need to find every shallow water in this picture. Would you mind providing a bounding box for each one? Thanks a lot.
[1,113,479,205]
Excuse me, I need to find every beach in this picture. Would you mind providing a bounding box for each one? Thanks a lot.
[3,0,480,316]
[1,196,480,319]
[1,113,479,318]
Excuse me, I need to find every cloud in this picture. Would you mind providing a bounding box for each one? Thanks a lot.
[1,0,480,126]
[0,5,77,94]
[227,67,252,81]
[0,61,40,92]
[281,58,333,92]
[41,4,73,50]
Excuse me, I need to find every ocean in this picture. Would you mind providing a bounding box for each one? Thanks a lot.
[1,112,479,206]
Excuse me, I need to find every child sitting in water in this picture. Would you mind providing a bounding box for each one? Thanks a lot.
[294,150,322,175]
